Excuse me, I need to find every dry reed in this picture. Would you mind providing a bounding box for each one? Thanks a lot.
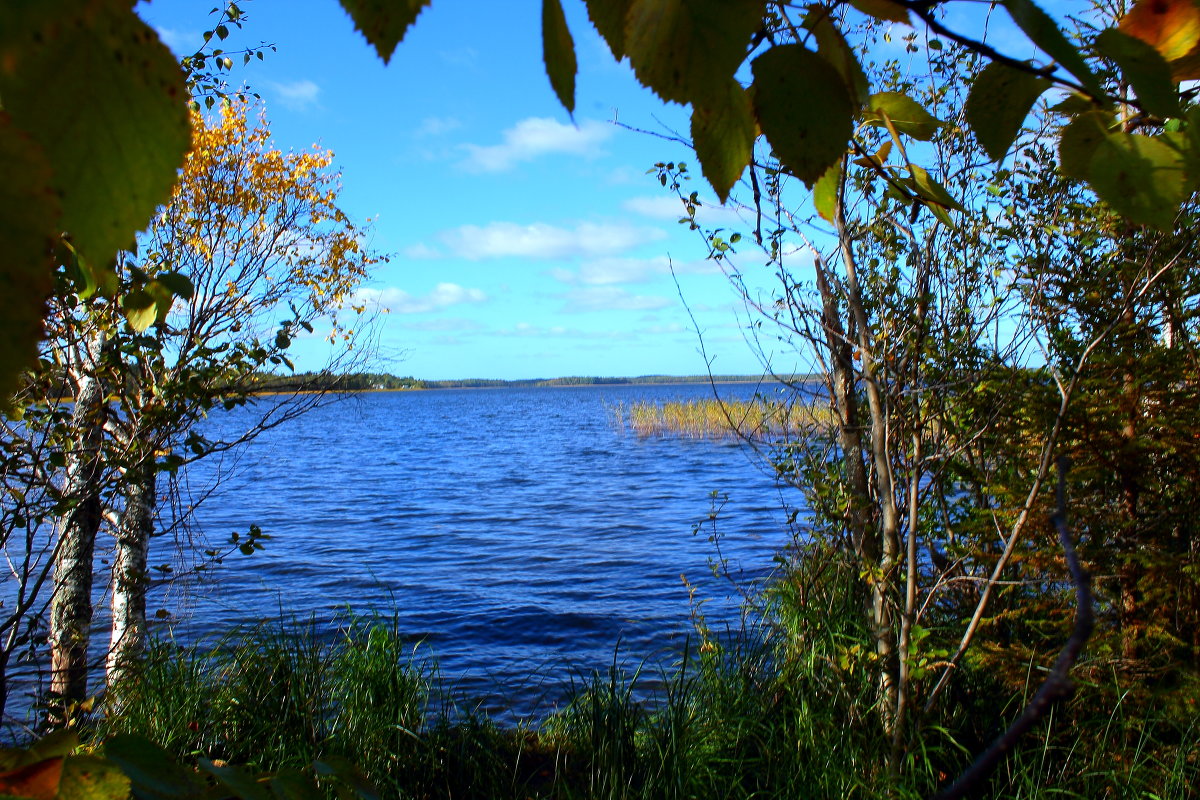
[609,397,833,440]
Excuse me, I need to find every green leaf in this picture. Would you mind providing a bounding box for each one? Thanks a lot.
[1058,110,1112,180]
[585,0,633,59]
[813,160,841,223]
[312,757,378,800]
[847,0,911,25]
[624,0,765,107]
[101,735,204,799]
[1095,28,1181,118]
[752,45,854,187]
[1088,131,1190,229]
[199,759,271,800]
[338,0,432,64]
[58,755,130,800]
[865,92,943,140]
[270,768,324,800]
[1048,93,1095,114]
[691,79,756,202]
[966,62,1051,160]
[909,164,966,219]
[0,1,191,280]
[0,116,56,407]
[121,290,158,333]
[805,8,869,106]
[1003,0,1102,97]
[542,0,577,114]
[153,271,195,301]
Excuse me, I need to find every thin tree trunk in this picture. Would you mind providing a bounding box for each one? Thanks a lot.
[833,192,902,738]
[48,333,106,723]
[108,453,156,690]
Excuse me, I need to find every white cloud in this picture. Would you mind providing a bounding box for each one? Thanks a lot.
[355,283,487,314]
[560,287,673,312]
[623,194,748,226]
[399,318,486,332]
[154,26,196,56]
[549,256,720,285]
[460,117,613,172]
[435,221,665,260]
[415,116,462,137]
[403,242,443,259]
[266,79,321,111]
[622,195,689,221]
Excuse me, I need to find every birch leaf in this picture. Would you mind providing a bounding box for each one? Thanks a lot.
[1059,110,1112,180]
[847,0,911,25]
[339,0,433,64]
[585,0,634,59]
[0,116,57,406]
[0,0,191,279]
[813,160,841,223]
[691,79,756,202]
[625,0,765,106]
[1096,28,1181,117]
[966,62,1051,160]
[1089,131,1190,229]
[752,46,854,186]
[865,92,943,140]
[543,0,577,113]
[1005,0,1103,96]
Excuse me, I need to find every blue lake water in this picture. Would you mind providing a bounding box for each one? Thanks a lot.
[148,383,801,718]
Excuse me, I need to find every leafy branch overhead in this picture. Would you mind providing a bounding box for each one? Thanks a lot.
[335,0,1200,228]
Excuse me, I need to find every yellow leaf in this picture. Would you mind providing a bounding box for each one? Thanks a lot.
[1120,0,1200,79]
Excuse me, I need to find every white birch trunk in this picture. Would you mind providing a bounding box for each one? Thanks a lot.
[48,332,106,720]
[107,456,156,690]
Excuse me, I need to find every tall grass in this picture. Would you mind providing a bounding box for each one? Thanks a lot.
[95,593,1200,799]
[608,396,834,440]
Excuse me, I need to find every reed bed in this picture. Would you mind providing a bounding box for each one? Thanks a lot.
[609,396,834,440]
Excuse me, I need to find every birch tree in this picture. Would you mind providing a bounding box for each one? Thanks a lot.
[2,100,382,720]
[101,101,382,689]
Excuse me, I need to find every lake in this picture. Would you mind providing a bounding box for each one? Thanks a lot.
[151,382,801,718]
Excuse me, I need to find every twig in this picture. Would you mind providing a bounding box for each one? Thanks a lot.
[933,456,1093,800]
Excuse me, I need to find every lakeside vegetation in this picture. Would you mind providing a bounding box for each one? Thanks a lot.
[88,579,1199,799]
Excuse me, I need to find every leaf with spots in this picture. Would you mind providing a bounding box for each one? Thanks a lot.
[625,0,766,107]
[0,0,191,284]
[0,116,57,407]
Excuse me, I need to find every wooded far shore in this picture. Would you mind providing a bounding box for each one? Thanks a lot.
[251,371,818,392]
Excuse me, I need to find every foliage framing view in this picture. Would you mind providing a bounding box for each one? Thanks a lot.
[3,0,1200,404]
[1,0,1200,797]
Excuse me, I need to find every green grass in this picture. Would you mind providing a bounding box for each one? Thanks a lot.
[93,591,1200,799]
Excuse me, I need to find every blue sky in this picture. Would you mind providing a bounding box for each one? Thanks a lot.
[135,0,783,380]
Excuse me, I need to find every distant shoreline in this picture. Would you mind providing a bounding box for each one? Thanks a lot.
[248,373,821,394]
